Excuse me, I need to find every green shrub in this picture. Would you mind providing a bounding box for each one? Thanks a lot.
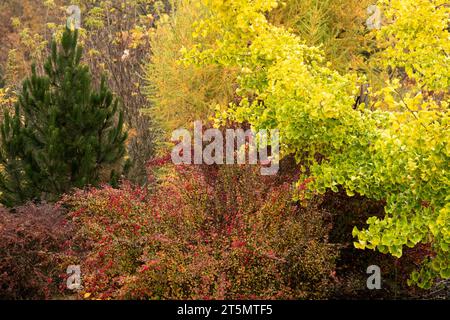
[270,0,373,72]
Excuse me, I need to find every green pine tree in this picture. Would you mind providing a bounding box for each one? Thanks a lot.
[0,28,127,206]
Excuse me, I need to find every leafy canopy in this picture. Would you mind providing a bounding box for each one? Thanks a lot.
[182,0,450,288]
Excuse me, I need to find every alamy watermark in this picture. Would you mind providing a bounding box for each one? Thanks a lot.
[66,5,81,30]
[170,121,280,175]
[367,265,382,290]
[66,265,82,290]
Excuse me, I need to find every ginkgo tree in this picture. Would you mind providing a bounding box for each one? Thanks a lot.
[182,0,449,288]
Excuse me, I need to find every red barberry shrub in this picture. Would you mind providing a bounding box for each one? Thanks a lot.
[62,182,152,298]
[65,164,338,299]
[0,203,72,299]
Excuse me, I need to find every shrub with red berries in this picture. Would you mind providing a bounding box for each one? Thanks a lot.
[64,163,338,299]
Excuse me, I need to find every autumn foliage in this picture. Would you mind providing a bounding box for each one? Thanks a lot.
[0,203,72,299]
[63,162,337,299]
[0,0,448,301]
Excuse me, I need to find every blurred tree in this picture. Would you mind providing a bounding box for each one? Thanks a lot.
[0,28,127,206]
[0,0,64,87]
[74,0,169,184]
[270,0,373,73]
[143,0,237,137]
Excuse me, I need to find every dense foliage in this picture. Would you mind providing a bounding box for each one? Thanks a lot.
[0,0,448,300]
[74,0,164,183]
[64,163,338,299]
[0,0,161,184]
[182,0,449,288]
[269,0,373,72]
[0,28,127,206]
[0,203,72,299]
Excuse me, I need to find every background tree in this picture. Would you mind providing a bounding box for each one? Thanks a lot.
[143,0,237,137]
[269,0,373,73]
[74,0,169,184]
[0,28,127,207]
[0,0,63,89]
